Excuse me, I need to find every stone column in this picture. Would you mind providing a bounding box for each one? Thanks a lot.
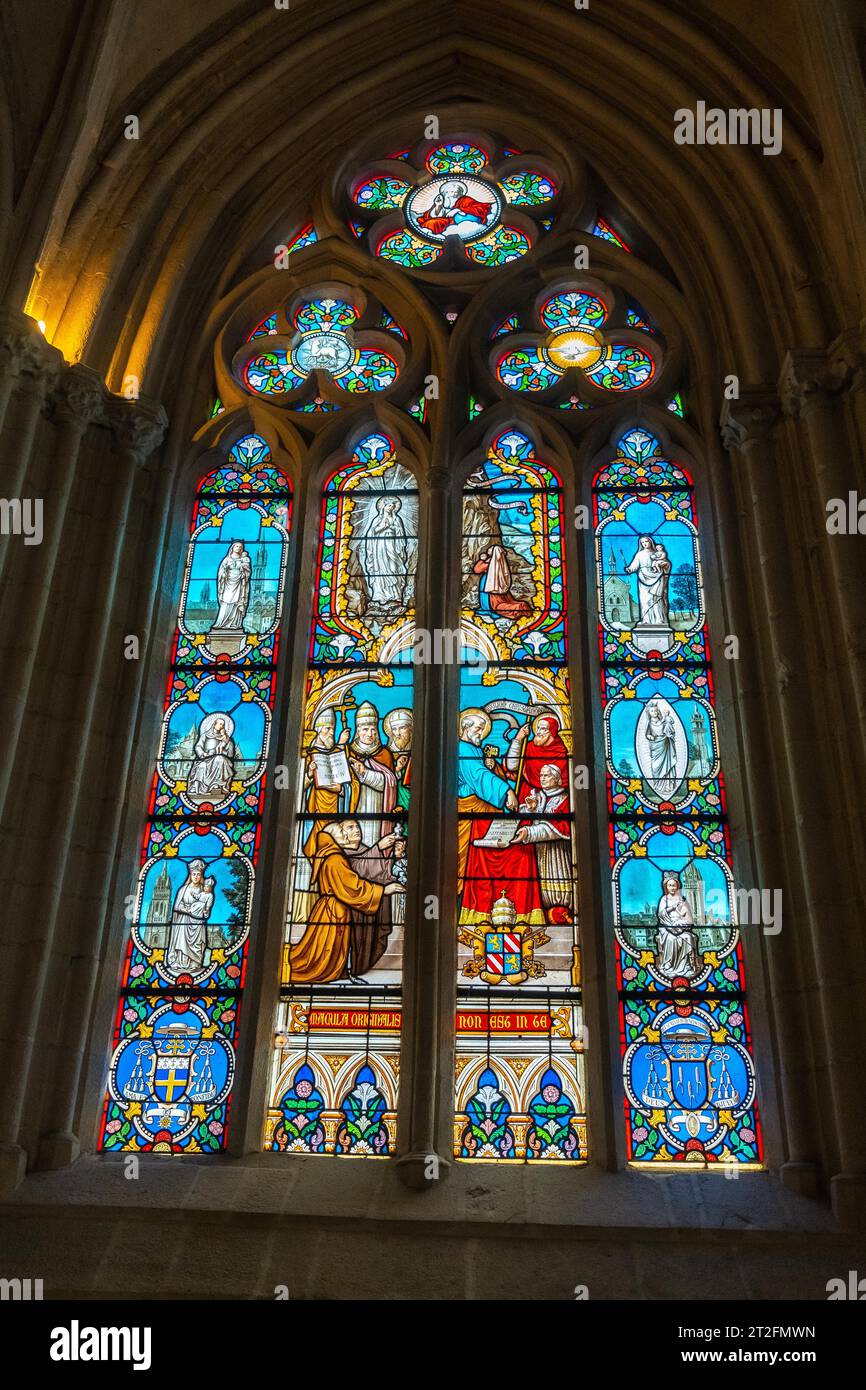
[0,365,106,823]
[779,350,866,766]
[395,463,453,1189]
[36,401,168,1170]
[0,395,166,1189]
[719,395,821,1199]
[775,352,866,1227]
[0,310,55,441]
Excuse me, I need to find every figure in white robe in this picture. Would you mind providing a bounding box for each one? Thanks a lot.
[211,541,251,630]
[167,860,215,974]
[360,498,408,609]
[627,536,670,627]
[513,765,572,915]
[655,873,701,980]
[187,714,236,800]
[347,702,398,847]
[644,700,678,796]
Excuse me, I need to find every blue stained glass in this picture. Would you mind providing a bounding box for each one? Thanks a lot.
[272,1061,327,1153]
[101,440,291,1153]
[335,1062,390,1155]
[526,1066,581,1160]
[594,428,762,1167]
[460,1065,517,1159]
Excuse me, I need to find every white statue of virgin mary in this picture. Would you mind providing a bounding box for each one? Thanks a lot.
[361,497,408,608]
[166,860,215,974]
[655,873,701,980]
[211,541,251,630]
[627,535,670,627]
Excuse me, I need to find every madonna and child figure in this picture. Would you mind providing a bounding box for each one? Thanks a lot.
[167,859,216,975]
[211,541,251,631]
[655,872,701,980]
[627,535,671,627]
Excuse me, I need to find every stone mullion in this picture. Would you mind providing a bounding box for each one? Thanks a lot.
[0,398,166,1188]
[395,462,455,1187]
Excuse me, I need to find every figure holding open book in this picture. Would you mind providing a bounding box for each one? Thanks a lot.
[456,708,545,928]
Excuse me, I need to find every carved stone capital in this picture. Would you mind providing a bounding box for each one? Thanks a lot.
[0,308,61,393]
[51,364,106,430]
[778,349,851,419]
[427,464,451,492]
[719,393,780,452]
[829,322,866,395]
[107,396,168,465]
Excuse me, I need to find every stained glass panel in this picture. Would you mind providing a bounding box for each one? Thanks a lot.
[594,428,761,1167]
[265,431,417,1155]
[100,437,291,1153]
[455,428,586,1163]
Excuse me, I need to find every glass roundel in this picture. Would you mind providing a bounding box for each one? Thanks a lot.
[293,330,355,375]
[405,175,502,243]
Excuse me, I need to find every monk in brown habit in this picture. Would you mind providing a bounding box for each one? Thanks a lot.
[348,829,406,980]
[287,820,403,984]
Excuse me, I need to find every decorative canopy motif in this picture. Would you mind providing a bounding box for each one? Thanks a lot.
[493,282,660,402]
[349,137,558,270]
[232,287,404,409]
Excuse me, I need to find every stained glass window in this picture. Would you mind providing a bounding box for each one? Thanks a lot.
[455,427,586,1162]
[232,291,404,409]
[264,431,418,1156]
[593,216,631,252]
[494,286,659,404]
[349,136,556,270]
[594,427,761,1167]
[100,436,291,1153]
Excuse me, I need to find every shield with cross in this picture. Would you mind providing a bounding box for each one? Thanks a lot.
[152,1020,198,1105]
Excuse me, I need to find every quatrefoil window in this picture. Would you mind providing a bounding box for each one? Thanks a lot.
[493,284,660,399]
[349,137,559,269]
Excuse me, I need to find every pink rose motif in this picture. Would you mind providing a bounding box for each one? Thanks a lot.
[105,1119,121,1134]
[727,1011,743,1027]
[622,967,638,981]
[632,1126,648,1142]
[740,1127,755,1144]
